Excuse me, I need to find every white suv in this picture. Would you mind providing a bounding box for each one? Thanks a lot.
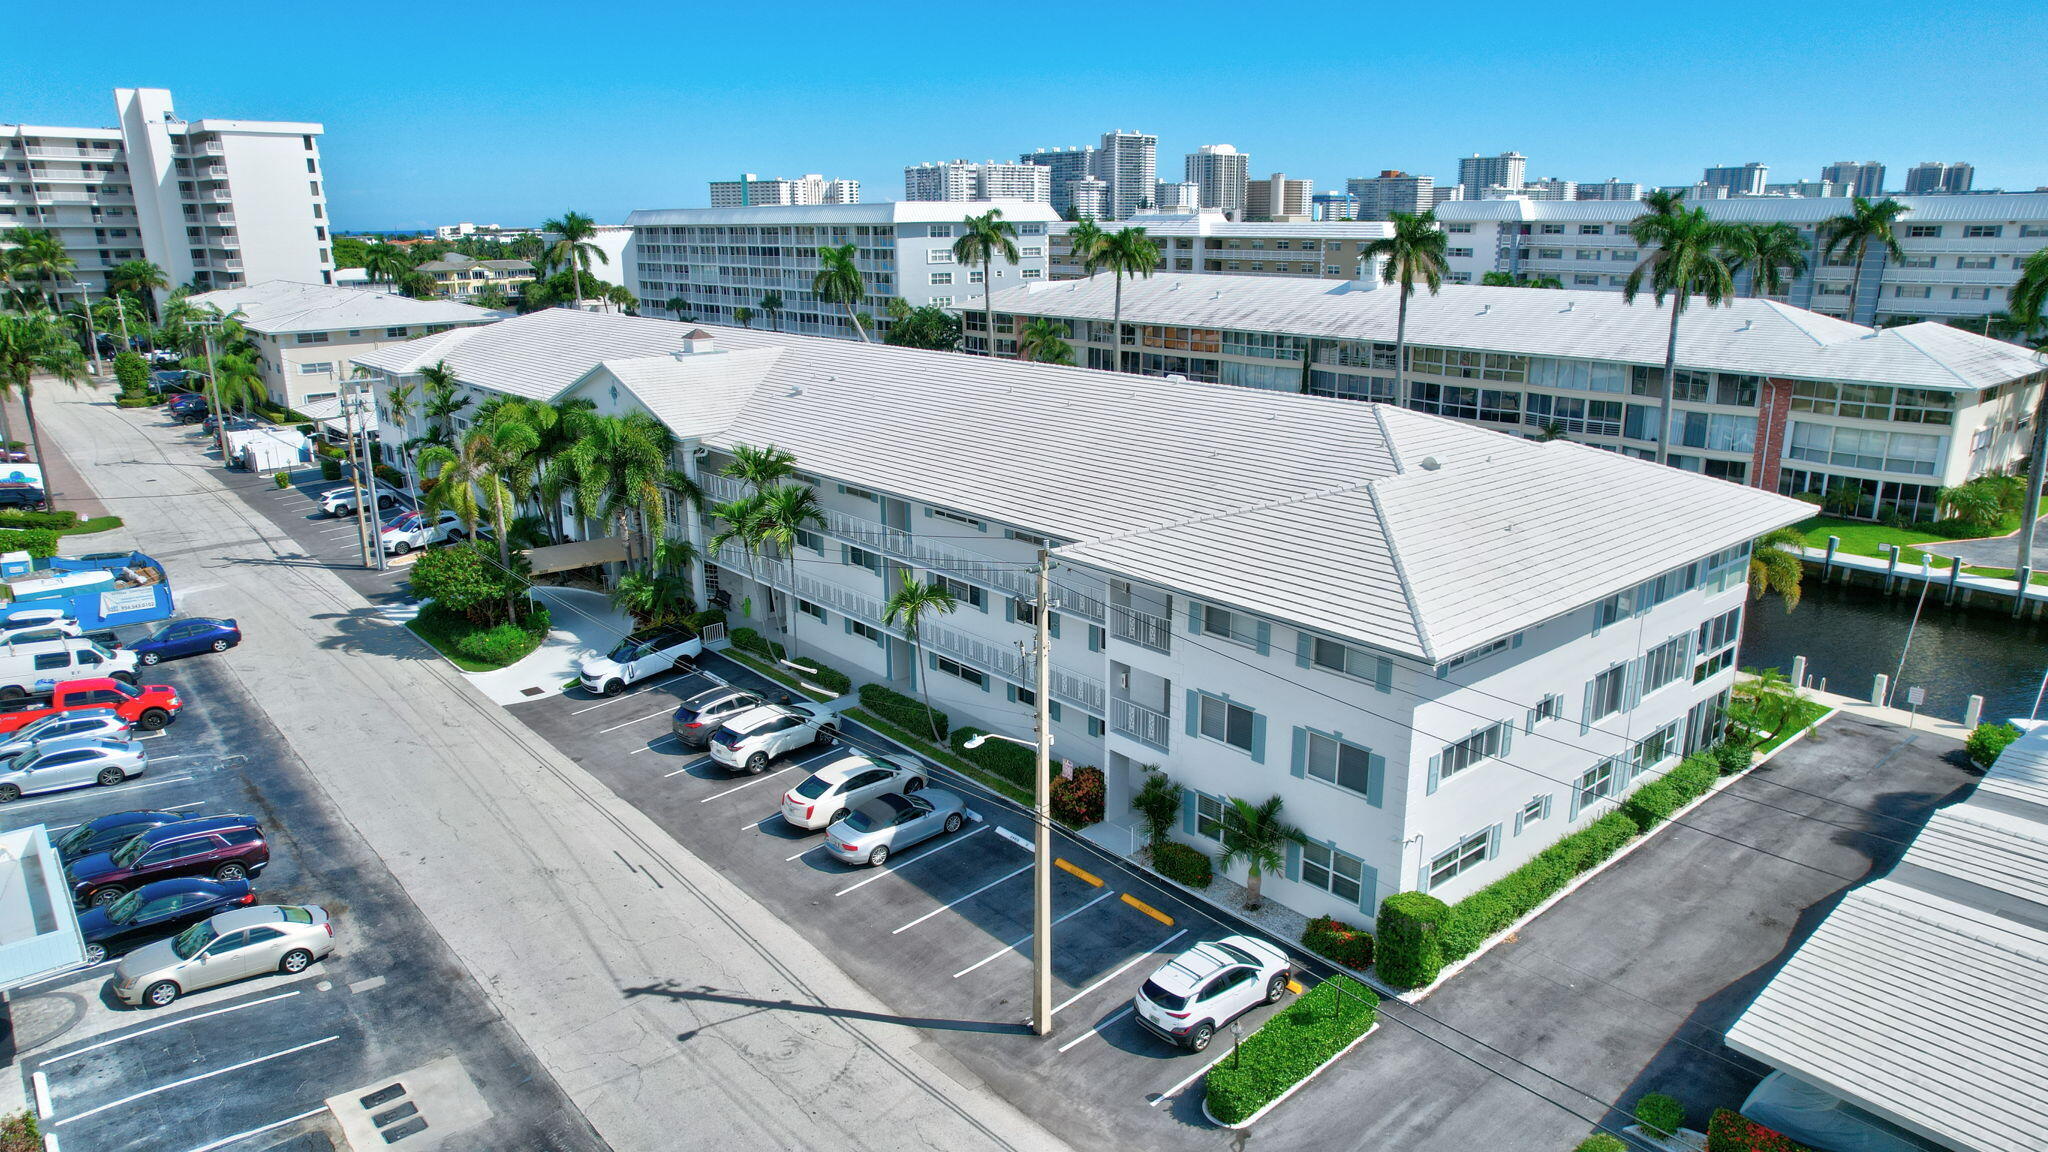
[379,510,478,555]
[320,484,405,517]
[708,701,842,774]
[780,752,926,830]
[1132,936,1293,1051]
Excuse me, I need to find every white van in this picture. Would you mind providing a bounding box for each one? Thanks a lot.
[0,637,139,699]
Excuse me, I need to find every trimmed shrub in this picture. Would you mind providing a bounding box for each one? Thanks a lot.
[951,726,1035,791]
[116,395,158,409]
[1634,1092,1685,1138]
[314,441,345,460]
[1712,741,1756,776]
[1301,915,1374,970]
[0,529,59,559]
[274,471,291,490]
[113,351,149,395]
[1375,892,1450,989]
[1152,841,1212,888]
[1574,1136,1627,1152]
[319,458,342,481]
[1437,812,1637,962]
[793,657,851,695]
[1203,975,1377,1125]
[1619,755,1721,834]
[0,510,78,530]
[1706,1109,1820,1152]
[858,683,947,742]
[1051,765,1105,828]
[1966,721,2022,768]
[454,621,542,665]
[684,608,727,632]
[1,1108,41,1152]
[373,464,404,486]
[730,626,785,663]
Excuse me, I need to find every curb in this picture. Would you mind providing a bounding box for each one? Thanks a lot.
[1200,1021,1380,1129]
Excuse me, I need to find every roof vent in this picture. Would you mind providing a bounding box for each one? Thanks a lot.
[1479,304,1491,315]
[1740,319,1753,332]
[1563,301,1575,312]
[681,328,715,354]
[1165,373,1189,383]
[1419,456,1443,471]
[787,383,804,397]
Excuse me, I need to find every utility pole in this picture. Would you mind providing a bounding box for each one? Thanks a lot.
[2014,349,2048,613]
[201,325,228,465]
[75,286,102,377]
[1031,547,1055,1037]
[342,377,375,569]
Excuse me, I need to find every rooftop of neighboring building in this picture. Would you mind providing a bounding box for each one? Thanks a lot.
[186,280,497,336]
[415,254,534,273]
[626,200,1064,227]
[1437,190,2048,223]
[1063,210,1396,240]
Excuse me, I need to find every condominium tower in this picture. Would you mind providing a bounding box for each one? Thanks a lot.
[1820,161,1886,197]
[1246,174,1313,221]
[705,174,859,208]
[1018,147,1095,217]
[1904,162,1976,195]
[1184,144,1249,218]
[1047,210,1392,281]
[1701,163,1768,197]
[1457,152,1526,194]
[1094,130,1158,221]
[1345,171,1435,221]
[903,160,1051,203]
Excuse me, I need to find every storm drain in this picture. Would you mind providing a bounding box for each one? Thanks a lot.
[327,1057,491,1150]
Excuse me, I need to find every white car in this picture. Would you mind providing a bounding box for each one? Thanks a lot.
[780,752,927,830]
[379,509,477,555]
[0,708,131,758]
[0,610,78,643]
[113,904,336,1007]
[1133,935,1293,1051]
[320,484,405,517]
[708,701,842,774]
[576,627,701,696]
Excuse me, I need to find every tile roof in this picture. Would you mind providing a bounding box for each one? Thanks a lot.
[352,307,705,400]
[186,280,495,335]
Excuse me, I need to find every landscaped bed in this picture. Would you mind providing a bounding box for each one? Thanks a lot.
[1203,974,1379,1127]
[406,600,552,672]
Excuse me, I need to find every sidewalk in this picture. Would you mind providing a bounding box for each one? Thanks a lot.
[462,586,632,705]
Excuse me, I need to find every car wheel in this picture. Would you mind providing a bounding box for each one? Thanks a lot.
[830,807,849,825]
[0,687,23,702]
[745,752,768,774]
[0,785,16,803]
[1266,973,1289,1003]
[817,726,838,746]
[1188,1022,1214,1052]
[96,767,125,787]
[602,679,625,698]
[140,650,162,666]
[904,776,926,793]
[279,948,314,975]
[868,845,889,867]
[91,887,123,907]
[210,639,230,652]
[144,980,180,1008]
[83,942,106,965]
[213,863,247,882]
[943,813,963,834]
[390,541,410,556]
[137,709,170,731]
[447,529,466,541]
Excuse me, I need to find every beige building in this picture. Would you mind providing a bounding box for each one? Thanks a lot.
[414,253,535,301]
[1245,173,1313,221]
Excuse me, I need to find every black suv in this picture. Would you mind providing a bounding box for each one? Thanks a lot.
[0,486,47,512]
[68,814,270,907]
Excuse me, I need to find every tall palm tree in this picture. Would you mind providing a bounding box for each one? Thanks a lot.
[2009,248,2048,346]
[418,360,472,445]
[1099,227,1160,371]
[418,417,539,623]
[1625,206,1735,465]
[758,291,784,332]
[1360,210,1449,408]
[0,309,88,511]
[107,260,168,319]
[1066,218,1107,277]
[362,245,411,289]
[1748,526,1807,612]
[209,350,267,414]
[1640,189,1686,218]
[1720,222,1809,299]
[2,229,75,308]
[732,306,755,329]
[663,296,688,320]
[954,209,1020,355]
[1017,317,1075,364]
[1817,196,1908,322]
[542,211,606,305]
[812,244,869,341]
[755,484,825,658]
[723,442,798,494]
[708,493,770,617]
[1215,795,1303,910]
[882,573,958,743]
[557,410,675,570]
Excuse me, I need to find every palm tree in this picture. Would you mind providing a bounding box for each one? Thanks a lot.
[663,296,688,320]
[208,350,267,415]
[2011,248,2048,346]
[882,573,958,743]
[542,211,606,305]
[1748,527,1807,612]
[758,291,784,332]
[1215,795,1303,910]
[557,411,675,570]
[3,229,75,308]
[1719,223,1808,300]
[707,493,770,617]
[1360,210,1449,408]
[724,442,797,495]
[1099,227,1160,371]
[732,306,755,329]
[611,538,701,626]
[1640,189,1686,217]
[0,309,88,511]
[954,209,1021,355]
[107,260,168,319]
[1732,667,1803,744]
[1624,206,1735,466]
[755,484,825,658]
[362,245,411,289]
[418,360,471,444]
[812,244,869,341]
[1066,218,1107,277]
[418,418,539,623]
[1017,318,1075,364]
[1817,196,1908,322]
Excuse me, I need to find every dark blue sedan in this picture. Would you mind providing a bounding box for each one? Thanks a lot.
[75,876,254,964]
[130,618,241,666]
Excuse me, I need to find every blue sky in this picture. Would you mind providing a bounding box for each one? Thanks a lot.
[11,1,2042,230]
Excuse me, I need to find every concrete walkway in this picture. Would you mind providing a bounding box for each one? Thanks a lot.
[463,586,631,705]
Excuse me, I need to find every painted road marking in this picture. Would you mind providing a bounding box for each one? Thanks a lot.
[174,1106,329,1152]
[698,765,797,802]
[629,734,680,756]
[786,844,818,862]
[56,1035,340,1125]
[1057,1004,1135,1054]
[1122,893,1175,926]
[993,825,1032,852]
[661,757,708,778]
[38,991,305,1066]
[1055,858,1103,887]
[835,826,988,896]
[892,862,1033,934]
[1150,1046,1236,1107]
[954,889,1116,979]
[566,674,682,715]
[599,708,672,734]
[1049,929,1186,1016]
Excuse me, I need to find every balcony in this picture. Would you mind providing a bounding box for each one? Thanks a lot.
[23,146,120,160]
[1111,699,1171,752]
[222,258,243,271]
[1109,605,1172,653]
[212,234,241,250]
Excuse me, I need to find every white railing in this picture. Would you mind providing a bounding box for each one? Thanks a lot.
[1110,605,1172,653]
[1111,698,1172,751]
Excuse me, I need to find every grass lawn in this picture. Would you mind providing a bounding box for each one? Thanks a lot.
[59,516,122,537]
[405,603,547,673]
[1794,496,2048,584]
[1758,698,1832,754]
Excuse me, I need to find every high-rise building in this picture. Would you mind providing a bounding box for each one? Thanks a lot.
[1184,144,1249,218]
[1312,191,1359,221]
[1245,174,1312,221]
[1521,177,1579,201]
[1762,180,1844,198]
[706,174,859,208]
[1091,130,1158,221]
[1431,185,1467,208]
[1048,210,1393,281]
[1067,177,1109,221]
[1820,161,1886,198]
[1345,171,1435,220]
[903,160,1050,203]
[1457,152,1526,194]
[1019,147,1096,217]
[1575,179,1643,201]
[1904,162,1975,195]
[0,87,332,301]
[1701,162,1769,197]
[1153,181,1201,212]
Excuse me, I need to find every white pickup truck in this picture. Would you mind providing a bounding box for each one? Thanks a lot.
[576,627,702,696]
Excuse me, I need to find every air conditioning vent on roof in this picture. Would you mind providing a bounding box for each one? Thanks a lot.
[1420,456,1443,471]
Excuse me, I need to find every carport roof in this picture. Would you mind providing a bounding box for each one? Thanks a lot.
[0,825,85,988]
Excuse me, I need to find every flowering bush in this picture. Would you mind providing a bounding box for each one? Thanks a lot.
[1706,1109,1820,1152]
[1301,915,1374,970]
[1051,765,1105,827]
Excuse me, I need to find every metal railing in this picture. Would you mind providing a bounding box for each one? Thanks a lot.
[1111,698,1172,751]
[1109,604,1173,653]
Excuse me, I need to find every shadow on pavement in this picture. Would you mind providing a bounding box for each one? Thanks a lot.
[623,981,1035,1037]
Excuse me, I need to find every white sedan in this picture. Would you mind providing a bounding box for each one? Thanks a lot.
[379,509,477,555]
[1132,935,1293,1051]
[780,752,927,830]
[576,627,701,696]
[113,904,336,1007]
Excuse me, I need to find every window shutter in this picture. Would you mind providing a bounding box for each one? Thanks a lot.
[1525,707,1538,733]
[1254,621,1271,656]
[1500,724,1513,757]
[1540,794,1553,820]
[1568,784,1583,821]
[1186,600,1202,634]
[1514,806,1527,835]
[1427,753,1442,795]
[1185,690,1200,738]
[1358,861,1380,917]
[1375,657,1393,693]
[1248,713,1267,764]
[1005,684,1018,704]
[1486,823,1503,860]
[1089,624,1104,652]
[1435,662,1448,680]
[1290,727,1308,779]
[1284,840,1301,883]
[1295,631,1313,669]
[1511,632,1523,649]
[1049,614,1061,639]
[1181,789,1198,835]
[1580,680,1594,735]
[1004,599,1015,623]
[1366,753,1386,808]
[844,618,854,636]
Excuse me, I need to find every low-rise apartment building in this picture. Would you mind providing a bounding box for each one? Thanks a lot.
[414,253,535,301]
[1435,193,2048,326]
[980,274,2046,521]
[1049,210,1393,281]
[353,307,1806,926]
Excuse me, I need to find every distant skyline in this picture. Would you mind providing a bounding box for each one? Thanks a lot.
[10,0,2044,230]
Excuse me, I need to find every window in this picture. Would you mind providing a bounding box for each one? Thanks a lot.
[843,545,880,573]
[1640,636,1689,697]
[1428,828,1494,889]
[1440,636,1510,673]
[1195,793,1226,841]
[1448,247,1474,258]
[1201,604,1252,646]
[1021,268,1042,280]
[927,224,953,239]
[1788,421,1943,476]
[1529,693,1563,727]
[299,362,333,374]
[1957,255,1997,270]
[848,620,883,645]
[928,508,983,529]
[1197,694,1256,753]
[926,250,954,264]
[1632,720,1681,777]
[1439,721,1509,781]
[1906,224,1942,238]
[294,332,330,344]
[1574,249,1601,261]
[1306,635,1384,687]
[935,576,985,610]
[1446,223,1473,234]
[1300,842,1366,903]
[384,326,407,338]
[837,484,876,501]
[797,599,825,622]
[1588,664,1627,721]
[1952,286,1992,300]
[1963,224,2002,239]
[929,272,953,285]
[1894,285,1933,299]
[931,655,985,687]
[1578,225,1605,235]
[1575,759,1621,810]
[1516,795,1551,833]
[794,528,824,553]
[1020,246,1042,258]
[1303,731,1376,797]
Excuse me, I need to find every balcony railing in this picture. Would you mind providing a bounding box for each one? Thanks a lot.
[1109,605,1172,653]
[1111,698,1171,751]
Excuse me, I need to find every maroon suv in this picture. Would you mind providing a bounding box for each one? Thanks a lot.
[68,814,269,907]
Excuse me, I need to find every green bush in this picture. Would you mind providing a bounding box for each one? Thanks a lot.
[408,540,530,623]
[858,682,947,741]
[1050,765,1105,827]
[1634,1093,1685,1138]
[1966,721,2022,767]
[1706,1109,1820,1152]
[113,351,149,395]
[1301,915,1374,970]
[1712,741,1756,776]
[1375,892,1450,988]
[0,1107,40,1152]
[1203,975,1378,1125]
[454,620,543,665]
[314,441,345,460]
[950,726,1035,791]
[730,626,785,663]
[0,528,59,559]
[1619,755,1721,834]
[373,464,404,486]
[319,457,342,481]
[1573,1136,1627,1152]
[116,394,158,408]
[1152,840,1212,888]
[791,657,851,695]
[274,471,291,490]
[0,509,77,530]
[684,608,727,632]
[1437,812,1638,962]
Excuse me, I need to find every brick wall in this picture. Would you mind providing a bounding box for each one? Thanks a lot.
[1751,377,1795,491]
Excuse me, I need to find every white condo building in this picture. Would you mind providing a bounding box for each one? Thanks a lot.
[1094,131,1158,221]
[1346,172,1435,221]
[706,174,859,208]
[1434,193,2048,326]
[1,87,332,301]
[1457,152,1526,194]
[903,160,1051,203]
[1184,145,1249,218]
[1048,210,1392,281]
[626,201,1060,340]
[355,306,1808,925]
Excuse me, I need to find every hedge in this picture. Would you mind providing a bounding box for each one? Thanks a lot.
[1436,812,1638,963]
[1966,721,2022,768]
[0,510,78,530]
[1050,764,1104,827]
[731,626,785,663]
[951,726,1035,792]
[0,529,59,559]
[684,609,726,632]
[452,605,554,665]
[1573,1136,1626,1152]
[1375,892,1450,988]
[319,458,342,481]
[116,395,158,409]
[1301,915,1374,970]
[1152,841,1212,888]
[1203,975,1378,1126]
[1706,1109,1819,1152]
[858,682,947,742]
[1619,754,1721,834]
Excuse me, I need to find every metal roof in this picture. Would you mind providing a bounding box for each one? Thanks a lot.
[986,275,2044,392]
[353,308,705,400]
[624,200,1064,227]
[187,280,495,336]
[1094,213,1397,240]
[1436,192,2048,224]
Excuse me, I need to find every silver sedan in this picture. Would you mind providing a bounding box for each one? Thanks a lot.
[113,904,336,1007]
[0,736,146,802]
[824,788,968,867]
[0,709,131,758]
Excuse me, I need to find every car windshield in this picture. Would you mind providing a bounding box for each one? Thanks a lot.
[841,809,881,833]
[111,680,139,699]
[605,640,639,662]
[89,643,116,662]
[146,622,178,642]
[1212,941,1259,966]
[170,919,217,960]
[105,890,144,924]
[111,834,150,867]
[279,906,313,924]
[794,775,833,800]
[56,823,94,855]
[1141,979,1189,1012]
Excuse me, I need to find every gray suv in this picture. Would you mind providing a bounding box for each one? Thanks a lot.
[670,686,763,750]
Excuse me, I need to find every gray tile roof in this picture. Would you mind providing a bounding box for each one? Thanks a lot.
[187,280,496,336]
[352,308,705,400]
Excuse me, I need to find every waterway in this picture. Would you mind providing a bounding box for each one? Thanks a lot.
[1742,583,2048,723]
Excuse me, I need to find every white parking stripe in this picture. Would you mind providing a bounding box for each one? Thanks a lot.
[1150,1045,1236,1106]
[598,708,673,734]
[56,1035,339,1125]
[954,889,1117,979]
[566,675,682,714]
[173,1106,329,1152]
[38,990,305,1065]
[661,758,708,778]
[697,765,797,801]
[1057,1004,1135,1053]
[0,774,195,812]
[628,734,679,755]
[1050,929,1186,1017]
[786,844,818,862]
[892,862,1032,934]
[835,825,988,896]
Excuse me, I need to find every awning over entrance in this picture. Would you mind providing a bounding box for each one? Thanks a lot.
[524,536,630,575]
[0,825,86,989]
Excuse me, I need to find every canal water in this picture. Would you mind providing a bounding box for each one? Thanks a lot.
[1742,584,2048,723]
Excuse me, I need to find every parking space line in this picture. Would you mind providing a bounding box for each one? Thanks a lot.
[1121,893,1175,926]
[661,757,707,778]
[1057,1004,1135,1054]
[37,990,305,1066]
[954,889,1117,978]
[629,735,679,755]
[892,862,1033,934]
[1054,858,1103,887]
[0,774,195,812]
[567,675,683,715]
[835,826,988,896]
[1050,929,1186,1016]
[697,765,796,802]
[56,1035,340,1125]
[1149,1046,1236,1107]
[786,843,818,861]
[599,708,672,734]
[174,1106,329,1152]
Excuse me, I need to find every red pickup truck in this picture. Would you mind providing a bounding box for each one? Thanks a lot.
[0,677,182,735]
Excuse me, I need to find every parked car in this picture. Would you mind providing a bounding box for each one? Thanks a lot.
[0,736,147,803]
[781,752,928,831]
[0,707,131,757]
[0,485,47,512]
[168,395,209,423]
[377,509,477,555]
[148,370,192,394]
[76,876,255,964]
[129,617,240,665]
[149,349,183,368]
[55,810,204,864]
[0,677,182,734]
[0,637,139,699]
[1132,936,1293,1051]
[112,904,334,1007]
[823,788,967,867]
[320,484,405,518]
[707,700,841,773]
[0,610,80,642]
[669,686,764,750]
[69,814,270,907]
[577,627,701,697]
